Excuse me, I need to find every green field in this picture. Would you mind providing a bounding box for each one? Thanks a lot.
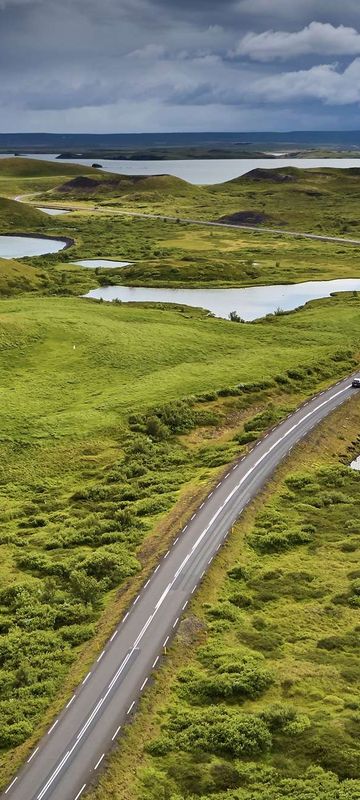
[0,290,359,784]
[43,161,360,238]
[1,157,360,791]
[87,400,360,800]
[1,159,360,296]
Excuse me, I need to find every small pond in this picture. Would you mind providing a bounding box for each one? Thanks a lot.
[350,456,360,471]
[74,259,132,269]
[37,207,71,216]
[0,234,70,259]
[83,278,360,321]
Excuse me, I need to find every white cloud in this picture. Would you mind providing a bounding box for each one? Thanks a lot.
[250,58,360,104]
[233,21,360,61]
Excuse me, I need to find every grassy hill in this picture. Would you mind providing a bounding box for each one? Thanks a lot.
[0,196,49,231]
[0,157,101,199]
[208,166,360,235]
[0,291,359,782]
[52,172,206,202]
[0,157,99,179]
[0,257,44,295]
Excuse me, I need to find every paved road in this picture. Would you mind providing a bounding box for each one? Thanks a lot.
[104,209,360,246]
[3,374,359,800]
[14,195,360,247]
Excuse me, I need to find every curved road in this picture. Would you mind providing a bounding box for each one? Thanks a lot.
[2,373,359,800]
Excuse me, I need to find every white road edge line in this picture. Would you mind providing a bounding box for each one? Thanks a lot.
[97,650,105,663]
[82,672,91,685]
[66,694,76,709]
[140,678,148,691]
[110,630,118,642]
[112,725,122,741]
[27,747,39,763]
[127,701,135,715]
[5,778,18,795]
[48,720,59,735]
[74,785,86,800]
[94,754,105,770]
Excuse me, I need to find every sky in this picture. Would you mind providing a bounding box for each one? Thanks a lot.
[1,0,360,132]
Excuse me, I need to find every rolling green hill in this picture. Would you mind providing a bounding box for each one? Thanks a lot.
[0,158,102,199]
[0,157,99,179]
[53,172,206,201]
[0,196,49,230]
[0,257,44,295]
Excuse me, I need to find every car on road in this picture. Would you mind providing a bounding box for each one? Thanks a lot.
[352,377,360,388]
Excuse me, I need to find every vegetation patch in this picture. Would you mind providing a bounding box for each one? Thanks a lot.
[86,400,360,800]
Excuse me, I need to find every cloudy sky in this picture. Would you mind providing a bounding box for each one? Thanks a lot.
[1,0,360,132]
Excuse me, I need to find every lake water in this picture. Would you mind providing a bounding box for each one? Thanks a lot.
[0,235,68,259]
[84,278,360,321]
[9,153,360,185]
[350,456,360,471]
[37,207,71,216]
[74,259,132,268]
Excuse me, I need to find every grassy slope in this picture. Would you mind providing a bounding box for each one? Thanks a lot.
[0,292,359,785]
[0,157,103,199]
[0,258,44,295]
[87,398,360,800]
[0,197,49,231]
[2,293,360,435]
[59,166,360,239]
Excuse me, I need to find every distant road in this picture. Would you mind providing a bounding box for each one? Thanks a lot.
[3,373,359,800]
[109,209,360,246]
[13,194,360,246]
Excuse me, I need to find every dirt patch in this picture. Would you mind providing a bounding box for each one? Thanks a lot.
[57,176,101,193]
[216,210,276,226]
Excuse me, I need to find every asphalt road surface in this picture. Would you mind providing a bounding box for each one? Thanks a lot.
[3,374,359,800]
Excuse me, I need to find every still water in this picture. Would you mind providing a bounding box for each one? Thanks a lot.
[11,153,360,185]
[37,207,71,216]
[0,235,67,258]
[84,278,360,321]
[74,259,132,268]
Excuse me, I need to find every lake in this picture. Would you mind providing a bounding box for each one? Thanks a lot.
[0,235,69,259]
[74,259,132,268]
[84,278,360,321]
[9,153,360,185]
[37,207,71,216]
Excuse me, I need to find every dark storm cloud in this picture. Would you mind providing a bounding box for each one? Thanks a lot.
[1,0,360,131]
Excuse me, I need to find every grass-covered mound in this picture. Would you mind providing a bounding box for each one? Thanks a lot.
[208,166,360,236]
[0,157,98,179]
[0,196,49,231]
[0,158,102,199]
[0,258,44,295]
[53,172,206,201]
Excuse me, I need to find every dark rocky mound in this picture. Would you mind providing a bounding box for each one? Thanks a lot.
[243,168,297,183]
[217,210,273,226]
[57,176,100,193]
